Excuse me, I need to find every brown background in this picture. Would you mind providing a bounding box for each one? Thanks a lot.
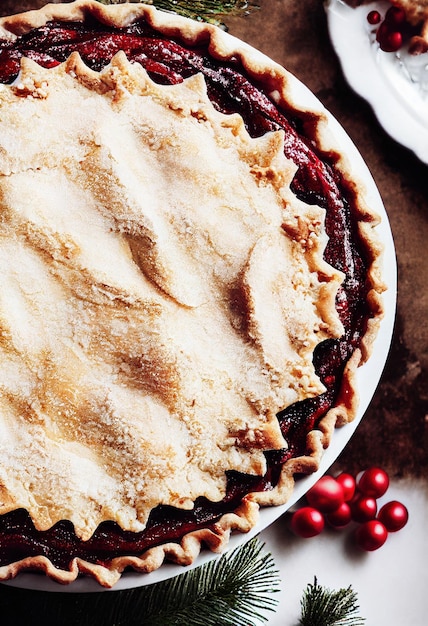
[1,0,427,479]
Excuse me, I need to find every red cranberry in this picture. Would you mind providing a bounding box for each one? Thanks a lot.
[335,473,356,502]
[378,501,409,532]
[357,467,390,498]
[356,520,388,551]
[351,495,377,523]
[290,507,325,538]
[385,6,406,26]
[381,30,403,52]
[306,476,345,514]
[376,22,403,53]
[367,10,381,25]
[326,502,352,528]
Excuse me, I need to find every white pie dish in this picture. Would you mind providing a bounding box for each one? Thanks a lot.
[0,23,396,592]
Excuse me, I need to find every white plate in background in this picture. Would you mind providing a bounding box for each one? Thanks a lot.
[326,0,428,164]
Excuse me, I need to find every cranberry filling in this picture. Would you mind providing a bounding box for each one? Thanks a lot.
[0,18,371,572]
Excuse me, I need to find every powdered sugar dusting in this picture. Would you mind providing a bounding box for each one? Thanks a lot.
[0,55,344,538]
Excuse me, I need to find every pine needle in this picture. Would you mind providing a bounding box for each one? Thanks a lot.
[299,577,365,626]
[96,0,260,25]
[135,537,280,625]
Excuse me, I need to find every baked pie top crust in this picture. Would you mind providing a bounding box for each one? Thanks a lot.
[0,51,344,539]
[0,0,384,586]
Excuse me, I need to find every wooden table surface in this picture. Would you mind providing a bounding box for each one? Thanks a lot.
[0,1,427,623]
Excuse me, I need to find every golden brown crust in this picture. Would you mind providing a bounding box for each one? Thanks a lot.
[0,0,385,587]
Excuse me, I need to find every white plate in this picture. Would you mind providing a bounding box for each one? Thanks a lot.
[325,0,428,163]
[2,35,397,594]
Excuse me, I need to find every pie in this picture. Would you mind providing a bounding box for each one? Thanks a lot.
[0,0,385,587]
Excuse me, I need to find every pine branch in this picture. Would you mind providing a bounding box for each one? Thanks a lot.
[137,537,280,625]
[299,577,365,626]
[96,0,260,25]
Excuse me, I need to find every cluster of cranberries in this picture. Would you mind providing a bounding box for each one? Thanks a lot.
[367,6,411,53]
[289,467,409,551]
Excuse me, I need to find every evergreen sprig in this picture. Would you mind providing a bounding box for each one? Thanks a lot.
[139,537,280,625]
[96,0,260,25]
[299,577,365,626]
